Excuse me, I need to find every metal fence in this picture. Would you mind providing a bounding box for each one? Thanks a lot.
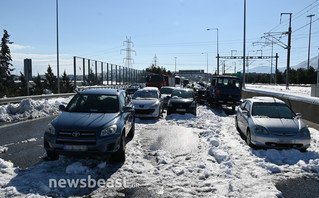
[73,56,149,88]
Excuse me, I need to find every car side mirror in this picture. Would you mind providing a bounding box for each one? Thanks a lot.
[123,106,134,113]
[295,113,302,119]
[59,105,65,111]
[242,110,250,117]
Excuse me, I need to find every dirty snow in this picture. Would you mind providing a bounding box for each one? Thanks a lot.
[0,97,71,122]
[0,105,319,197]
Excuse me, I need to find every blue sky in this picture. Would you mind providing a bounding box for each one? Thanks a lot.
[1,0,319,76]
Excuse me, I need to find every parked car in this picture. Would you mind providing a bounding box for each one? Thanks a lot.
[44,89,135,162]
[235,96,311,151]
[160,86,175,108]
[132,87,163,118]
[207,75,242,110]
[126,85,140,95]
[167,88,196,116]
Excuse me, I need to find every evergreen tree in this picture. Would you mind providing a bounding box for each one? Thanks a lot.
[19,72,27,96]
[45,65,57,93]
[0,29,15,97]
[33,73,44,95]
[61,70,73,93]
[146,64,172,75]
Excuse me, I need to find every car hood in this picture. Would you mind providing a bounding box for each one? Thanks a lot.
[169,98,194,104]
[161,94,171,98]
[53,112,119,130]
[252,117,305,132]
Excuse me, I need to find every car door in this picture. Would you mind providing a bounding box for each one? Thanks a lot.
[125,92,134,129]
[241,101,251,136]
[237,100,247,132]
[120,92,130,136]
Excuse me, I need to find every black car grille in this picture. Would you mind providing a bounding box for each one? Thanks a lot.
[270,131,297,137]
[135,109,155,114]
[220,94,240,99]
[56,130,97,145]
[171,103,190,108]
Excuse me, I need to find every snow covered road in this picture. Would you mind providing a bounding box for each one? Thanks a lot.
[1,105,319,197]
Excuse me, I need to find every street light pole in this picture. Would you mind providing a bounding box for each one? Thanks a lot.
[307,14,315,70]
[281,13,292,90]
[242,0,246,88]
[202,53,209,82]
[207,28,219,74]
[56,0,60,93]
[174,57,177,74]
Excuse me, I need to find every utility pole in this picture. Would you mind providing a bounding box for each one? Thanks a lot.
[121,36,136,69]
[307,14,315,70]
[281,13,292,90]
[242,0,246,88]
[317,48,319,84]
[56,0,60,93]
[207,28,219,74]
[174,57,177,74]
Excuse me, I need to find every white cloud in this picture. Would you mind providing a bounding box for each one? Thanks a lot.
[8,44,32,51]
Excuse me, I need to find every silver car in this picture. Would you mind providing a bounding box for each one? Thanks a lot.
[132,87,163,118]
[235,97,311,151]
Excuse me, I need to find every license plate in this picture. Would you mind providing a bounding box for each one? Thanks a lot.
[64,145,87,151]
[176,108,186,112]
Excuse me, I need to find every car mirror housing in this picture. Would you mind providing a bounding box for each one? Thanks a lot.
[295,113,302,119]
[123,106,134,113]
[59,105,65,111]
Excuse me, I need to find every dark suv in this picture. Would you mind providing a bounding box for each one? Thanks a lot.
[207,75,242,110]
[44,89,135,162]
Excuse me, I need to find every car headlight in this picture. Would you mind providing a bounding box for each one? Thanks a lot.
[300,127,310,137]
[101,125,117,136]
[151,101,160,107]
[254,125,269,135]
[45,123,55,135]
[190,102,196,108]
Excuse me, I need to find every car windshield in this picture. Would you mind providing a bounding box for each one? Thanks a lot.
[65,94,119,113]
[216,78,241,89]
[160,87,174,94]
[171,90,193,99]
[132,90,158,99]
[252,102,296,119]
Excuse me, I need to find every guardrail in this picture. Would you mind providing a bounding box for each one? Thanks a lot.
[0,85,130,105]
[242,89,319,125]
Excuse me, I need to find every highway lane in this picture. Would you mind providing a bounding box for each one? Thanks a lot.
[0,115,57,169]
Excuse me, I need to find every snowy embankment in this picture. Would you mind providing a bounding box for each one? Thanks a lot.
[0,97,71,122]
[245,84,311,98]
[1,105,319,197]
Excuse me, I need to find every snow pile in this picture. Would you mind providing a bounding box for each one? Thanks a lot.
[0,105,319,197]
[21,138,37,144]
[0,97,71,122]
[246,84,311,98]
[0,146,8,153]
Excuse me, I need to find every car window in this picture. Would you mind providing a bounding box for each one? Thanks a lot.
[244,101,251,112]
[160,87,174,94]
[132,90,159,99]
[65,94,119,113]
[240,100,247,109]
[252,102,296,119]
[119,93,125,108]
[171,90,193,98]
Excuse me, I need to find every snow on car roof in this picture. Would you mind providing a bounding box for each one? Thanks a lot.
[143,87,159,90]
[250,96,285,104]
[80,89,121,95]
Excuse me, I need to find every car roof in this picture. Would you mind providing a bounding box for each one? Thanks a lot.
[173,88,193,92]
[143,87,159,91]
[160,86,175,89]
[79,89,122,95]
[212,75,240,79]
[248,96,285,104]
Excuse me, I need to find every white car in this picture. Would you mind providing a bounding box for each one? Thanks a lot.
[132,87,163,118]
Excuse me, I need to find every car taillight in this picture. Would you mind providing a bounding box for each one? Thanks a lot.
[216,90,220,94]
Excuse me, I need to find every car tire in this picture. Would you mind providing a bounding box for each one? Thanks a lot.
[235,116,240,132]
[246,129,253,147]
[112,134,126,162]
[127,120,135,138]
[46,150,59,161]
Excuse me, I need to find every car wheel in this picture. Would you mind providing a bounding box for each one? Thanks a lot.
[235,116,240,132]
[127,120,135,138]
[246,129,253,147]
[112,134,126,162]
[46,150,59,161]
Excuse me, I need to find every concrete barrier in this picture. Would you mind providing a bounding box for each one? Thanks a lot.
[242,89,319,125]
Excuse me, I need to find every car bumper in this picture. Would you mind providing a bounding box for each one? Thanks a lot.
[216,99,241,106]
[135,106,160,118]
[167,106,196,114]
[251,134,311,149]
[44,133,122,155]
